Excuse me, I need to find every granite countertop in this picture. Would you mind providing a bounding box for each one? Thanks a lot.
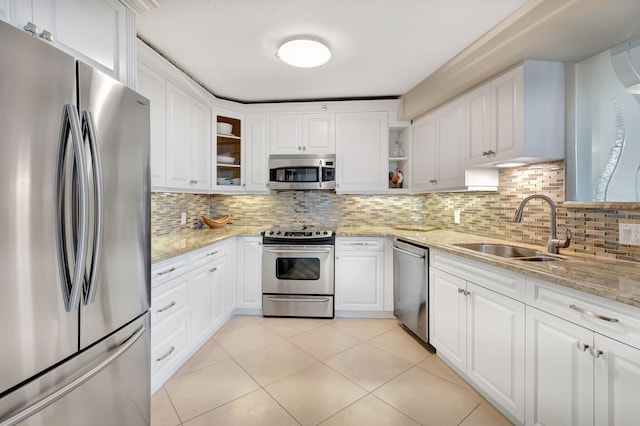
[151,225,640,308]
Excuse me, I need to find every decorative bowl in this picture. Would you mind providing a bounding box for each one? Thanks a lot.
[202,214,231,228]
[216,122,233,135]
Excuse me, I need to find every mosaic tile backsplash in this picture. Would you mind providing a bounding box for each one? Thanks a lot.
[152,161,640,261]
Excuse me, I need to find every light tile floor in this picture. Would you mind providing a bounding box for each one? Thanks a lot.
[152,316,513,426]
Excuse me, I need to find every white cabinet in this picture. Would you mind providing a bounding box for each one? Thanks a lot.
[165,81,211,191]
[137,62,166,188]
[243,115,270,193]
[526,277,640,425]
[188,262,214,348]
[412,98,497,193]
[3,0,134,86]
[213,114,243,192]
[429,251,526,423]
[270,113,335,154]
[335,237,385,312]
[336,112,388,193]
[236,236,263,311]
[467,61,565,166]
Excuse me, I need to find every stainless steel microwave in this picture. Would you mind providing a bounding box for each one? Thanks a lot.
[268,154,336,190]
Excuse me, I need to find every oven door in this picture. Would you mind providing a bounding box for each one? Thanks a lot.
[262,245,334,295]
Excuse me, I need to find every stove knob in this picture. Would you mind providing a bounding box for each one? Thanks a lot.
[316,231,320,235]
[269,231,274,235]
[323,231,328,235]
[276,231,281,235]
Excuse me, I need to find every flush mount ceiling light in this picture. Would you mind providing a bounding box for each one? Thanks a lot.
[277,39,331,68]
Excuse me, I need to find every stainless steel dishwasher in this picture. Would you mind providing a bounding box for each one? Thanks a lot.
[392,238,429,344]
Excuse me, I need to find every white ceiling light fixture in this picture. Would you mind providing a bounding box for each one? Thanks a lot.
[277,38,331,68]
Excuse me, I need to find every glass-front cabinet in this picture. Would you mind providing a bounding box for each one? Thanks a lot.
[214,114,242,191]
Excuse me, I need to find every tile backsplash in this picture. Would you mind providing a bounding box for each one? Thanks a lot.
[152,161,640,261]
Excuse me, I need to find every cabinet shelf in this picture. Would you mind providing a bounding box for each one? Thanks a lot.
[216,163,241,168]
[389,157,409,162]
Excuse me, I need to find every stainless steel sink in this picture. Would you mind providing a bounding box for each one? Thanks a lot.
[455,243,561,261]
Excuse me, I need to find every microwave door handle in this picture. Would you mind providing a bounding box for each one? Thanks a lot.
[81,111,103,305]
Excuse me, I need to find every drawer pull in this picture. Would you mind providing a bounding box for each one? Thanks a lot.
[569,304,619,323]
[156,267,176,276]
[157,301,176,313]
[576,342,590,352]
[206,250,219,257]
[156,346,175,362]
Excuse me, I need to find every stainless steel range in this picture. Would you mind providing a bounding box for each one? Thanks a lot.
[262,227,335,318]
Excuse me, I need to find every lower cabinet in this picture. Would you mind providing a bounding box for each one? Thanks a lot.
[235,236,263,311]
[430,266,525,423]
[335,237,385,312]
[526,297,640,425]
[150,240,234,393]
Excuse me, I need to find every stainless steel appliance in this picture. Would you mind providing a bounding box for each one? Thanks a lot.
[393,238,429,343]
[268,154,336,190]
[0,21,150,425]
[262,228,335,317]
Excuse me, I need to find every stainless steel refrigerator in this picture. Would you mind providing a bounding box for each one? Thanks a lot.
[0,20,150,426]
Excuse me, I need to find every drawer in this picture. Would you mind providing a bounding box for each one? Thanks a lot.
[527,277,640,349]
[193,243,225,267]
[336,237,384,251]
[430,250,526,301]
[152,256,189,287]
[151,312,188,377]
[151,276,188,328]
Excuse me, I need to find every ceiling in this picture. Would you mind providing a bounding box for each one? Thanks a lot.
[136,0,528,103]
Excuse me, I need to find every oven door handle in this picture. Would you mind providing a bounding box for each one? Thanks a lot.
[266,297,332,303]
[264,248,333,254]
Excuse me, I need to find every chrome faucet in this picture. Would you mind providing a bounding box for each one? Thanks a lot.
[513,194,572,254]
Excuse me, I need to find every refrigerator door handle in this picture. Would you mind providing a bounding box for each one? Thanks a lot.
[0,325,146,426]
[55,104,90,312]
[81,110,103,305]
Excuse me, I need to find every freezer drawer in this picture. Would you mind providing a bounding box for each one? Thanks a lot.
[0,313,150,426]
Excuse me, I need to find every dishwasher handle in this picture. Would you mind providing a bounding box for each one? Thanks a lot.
[392,245,425,259]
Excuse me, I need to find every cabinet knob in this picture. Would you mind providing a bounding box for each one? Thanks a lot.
[302,146,306,151]
[23,22,38,35]
[576,342,590,352]
[589,348,603,358]
[298,146,302,151]
[458,288,465,294]
[209,267,217,273]
[39,30,53,41]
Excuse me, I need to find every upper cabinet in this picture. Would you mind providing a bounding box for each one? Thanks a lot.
[213,113,242,191]
[270,113,335,154]
[165,82,211,191]
[466,60,565,167]
[2,0,135,87]
[243,114,270,193]
[336,112,388,193]
[412,98,498,193]
[137,62,166,188]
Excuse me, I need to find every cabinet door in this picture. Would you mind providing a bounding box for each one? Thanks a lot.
[188,263,213,349]
[434,97,466,190]
[429,267,467,372]
[335,250,384,311]
[411,112,436,192]
[491,66,523,162]
[594,334,640,426]
[236,237,262,309]
[270,114,302,154]
[0,0,9,23]
[466,282,526,423]
[466,83,492,166]
[526,307,594,426]
[303,113,335,153]
[336,112,388,192]
[190,97,212,191]
[244,115,269,192]
[165,82,192,189]
[137,62,166,188]
[210,257,226,330]
[46,0,131,85]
